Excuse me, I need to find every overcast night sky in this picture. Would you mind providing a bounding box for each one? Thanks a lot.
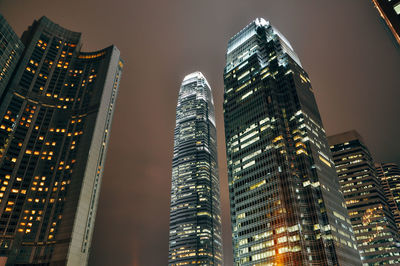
[1,1,400,265]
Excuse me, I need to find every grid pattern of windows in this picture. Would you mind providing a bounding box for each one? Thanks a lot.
[223,18,361,266]
[329,131,400,265]
[168,72,223,266]
[0,14,24,96]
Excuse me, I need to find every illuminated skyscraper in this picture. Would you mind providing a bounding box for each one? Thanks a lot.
[0,14,23,96]
[328,131,400,265]
[376,162,400,231]
[223,18,361,265]
[372,0,400,49]
[0,16,123,265]
[168,72,223,265]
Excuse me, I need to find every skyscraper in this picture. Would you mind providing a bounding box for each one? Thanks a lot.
[168,72,223,265]
[372,0,400,49]
[223,18,360,265]
[376,162,400,231]
[0,16,123,265]
[0,14,23,96]
[328,131,400,265]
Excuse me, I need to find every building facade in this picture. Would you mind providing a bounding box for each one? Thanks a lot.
[328,131,400,265]
[0,16,123,265]
[376,162,400,231]
[223,18,360,265]
[0,14,24,97]
[168,72,223,265]
[372,0,400,49]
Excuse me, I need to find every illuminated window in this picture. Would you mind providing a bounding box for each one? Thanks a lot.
[395,3,400,15]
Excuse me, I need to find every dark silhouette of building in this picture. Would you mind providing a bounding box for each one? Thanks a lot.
[168,72,223,265]
[223,18,361,265]
[329,130,400,265]
[0,16,123,265]
[372,0,400,49]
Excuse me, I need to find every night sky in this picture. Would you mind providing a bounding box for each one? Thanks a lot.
[1,1,400,265]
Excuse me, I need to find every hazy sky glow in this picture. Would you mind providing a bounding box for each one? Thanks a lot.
[1,1,400,265]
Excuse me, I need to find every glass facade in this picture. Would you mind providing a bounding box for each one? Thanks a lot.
[168,72,223,265]
[0,14,23,97]
[329,131,400,265]
[376,162,400,232]
[223,18,361,265]
[0,17,123,265]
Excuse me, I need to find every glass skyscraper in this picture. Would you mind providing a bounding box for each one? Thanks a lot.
[329,131,400,265]
[376,162,400,231]
[168,72,223,265]
[0,16,123,265]
[223,18,360,265]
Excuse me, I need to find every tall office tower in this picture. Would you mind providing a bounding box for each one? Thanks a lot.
[0,17,122,265]
[376,162,400,231]
[372,0,400,48]
[328,131,400,265]
[0,14,24,96]
[223,18,360,266]
[168,72,223,265]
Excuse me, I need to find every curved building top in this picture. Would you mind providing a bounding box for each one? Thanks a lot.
[181,71,211,90]
[178,71,215,126]
[39,16,81,39]
[179,71,212,100]
[21,16,81,47]
[21,16,119,57]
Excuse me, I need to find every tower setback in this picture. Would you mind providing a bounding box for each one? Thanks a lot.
[223,18,361,266]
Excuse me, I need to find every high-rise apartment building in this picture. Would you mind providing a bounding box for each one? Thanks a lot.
[376,162,400,231]
[372,0,400,48]
[168,72,223,265]
[0,14,23,96]
[223,18,360,265]
[0,16,123,265]
[328,131,400,265]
